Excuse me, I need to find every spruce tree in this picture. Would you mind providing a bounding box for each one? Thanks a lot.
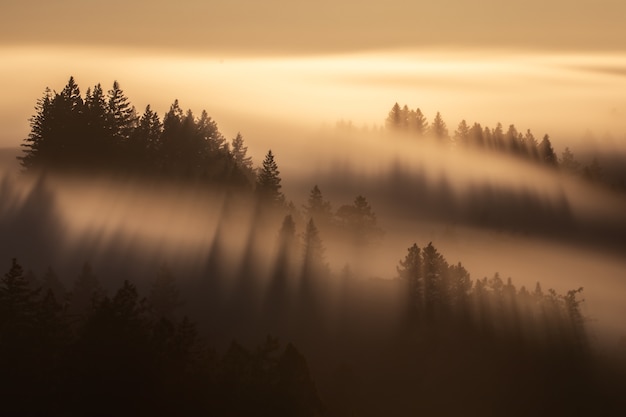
[256,150,284,205]
[430,111,449,140]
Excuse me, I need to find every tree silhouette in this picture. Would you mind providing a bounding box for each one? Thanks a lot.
[386,102,403,130]
[560,147,580,174]
[336,195,383,246]
[231,132,254,177]
[430,111,449,140]
[453,120,470,146]
[303,185,333,228]
[256,150,284,205]
[397,243,423,319]
[538,134,558,167]
[411,108,428,136]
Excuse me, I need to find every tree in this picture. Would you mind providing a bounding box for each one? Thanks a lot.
[107,80,137,143]
[19,87,54,169]
[231,132,255,181]
[0,258,40,328]
[411,108,428,136]
[48,76,85,167]
[506,124,520,154]
[130,104,162,168]
[385,103,403,130]
[469,122,484,148]
[421,242,447,313]
[256,150,284,205]
[454,120,470,146]
[492,123,504,151]
[560,147,580,174]
[430,111,449,140]
[302,218,327,275]
[397,244,423,317]
[84,83,112,164]
[303,185,333,227]
[336,195,383,246]
[231,133,253,169]
[538,134,558,167]
[523,129,538,159]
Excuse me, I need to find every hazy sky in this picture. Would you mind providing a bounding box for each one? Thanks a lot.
[1,1,626,150]
[2,0,626,54]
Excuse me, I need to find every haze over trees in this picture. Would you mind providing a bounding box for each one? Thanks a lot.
[4,79,626,416]
[384,103,623,190]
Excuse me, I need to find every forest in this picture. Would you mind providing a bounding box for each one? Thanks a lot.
[2,77,626,416]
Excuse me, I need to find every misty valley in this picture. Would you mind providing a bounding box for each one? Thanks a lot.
[1,77,626,416]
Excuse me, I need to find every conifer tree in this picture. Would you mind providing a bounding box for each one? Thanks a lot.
[231,132,254,175]
[386,103,403,130]
[454,120,470,145]
[256,150,284,205]
[412,108,428,136]
[303,185,333,226]
[430,111,449,140]
[107,80,137,142]
[397,244,423,317]
[538,134,558,166]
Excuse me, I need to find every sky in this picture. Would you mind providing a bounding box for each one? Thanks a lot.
[1,0,626,151]
[2,1,626,54]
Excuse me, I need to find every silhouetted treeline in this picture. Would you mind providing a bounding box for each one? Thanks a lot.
[385,103,625,191]
[19,77,253,186]
[3,229,625,416]
[0,258,323,417]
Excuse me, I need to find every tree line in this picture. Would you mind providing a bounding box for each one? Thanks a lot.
[385,103,608,184]
[19,77,254,186]
[0,258,323,417]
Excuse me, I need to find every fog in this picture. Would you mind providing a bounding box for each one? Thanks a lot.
[2,46,626,152]
[2,44,626,414]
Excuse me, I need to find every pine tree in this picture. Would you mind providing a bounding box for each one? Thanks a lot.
[302,218,326,270]
[538,134,558,166]
[469,122,484,147]
[506,124,520,154]
[49,76,85,168]
[0,258,41,327]
[231,132,254,179]
[523,129,538,159]
[197,109,225,154]
[560,147,580,174]
[412,108,428,137]
[385,103,403,130]
[336,195,383,246]
[453,120,470,145]
[303,185,333,226]
[19,87,54,169]
[107,80,136,142]
[430,111,449,140]
[256,150,284,205]
[397,244,423,317]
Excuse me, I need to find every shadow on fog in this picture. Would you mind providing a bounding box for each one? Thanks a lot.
[1,170,626,415]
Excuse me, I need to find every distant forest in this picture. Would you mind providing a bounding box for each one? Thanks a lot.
[5,78,626,415]
[19,78,621,191]
[383,103,617,187]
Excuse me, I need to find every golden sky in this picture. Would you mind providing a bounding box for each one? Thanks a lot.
[1,1,626,150]
[2,0,626,54]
